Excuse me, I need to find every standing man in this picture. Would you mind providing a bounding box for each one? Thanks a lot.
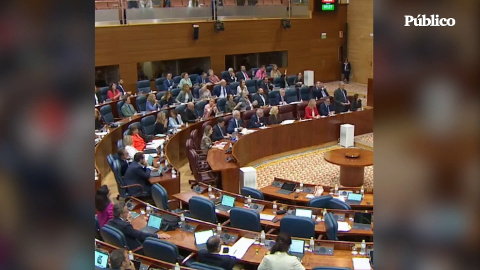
[333,82,350,113]
[342,58,351,83]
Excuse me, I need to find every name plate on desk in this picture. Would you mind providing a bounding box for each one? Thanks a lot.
[314,246,334,255]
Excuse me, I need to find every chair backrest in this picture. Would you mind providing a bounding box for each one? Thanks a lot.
[155,77,166,91]
[286,75,296,86]
[256,79,263,88]
[117,139,123,149]
[95,215,102,240]
[171,88,181,100]
[266,65,273,73]
[325,199,352,210]
[193,86,200,99]
[280,216,315,239]
[136,95,147,112]
[306,195,333,208]
[268,91,280,105]
[217,98,227,113]
[285,88,299,103]
[223,115,233,125]
[250,68,259,78]
[230,208,262,232]
[189,74,199,84]
[195,100,208,117]
[297,101,309,119]
[175,104,187,115]
[190,262,225,270]
[190,129,201,150]
[117,100,125,117]
[299,86,311,101]
[137,80,151,94]
[324,212,338,240]
[172,76,182,84]
[220,71,229,80]
[240,187,264,200]
[273,77,283,87]
[245,80,257,94]
[278,105,294,121]
[100,225,129,249]
[156,91,166,101]
[99,86,110,101]
[100,105,114,123]
[188,196,218,224]
[142,237,179,263]
[229,82,239,92]
[107,154,128,198]
[141,115,156,135]
[242,110,256,123]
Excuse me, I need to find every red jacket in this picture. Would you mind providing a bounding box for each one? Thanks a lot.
[132,134,145,151]
[304,106,319,119]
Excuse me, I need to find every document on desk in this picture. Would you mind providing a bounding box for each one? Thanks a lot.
[212,142,228,149]
[337,221,351,232]
[145,139,164,149]
[228,237,255,259]
[280,120,295,125]
[260,214,275,221]
[352,257,371,269]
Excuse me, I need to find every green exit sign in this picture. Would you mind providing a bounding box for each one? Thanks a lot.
[322,4,335,11]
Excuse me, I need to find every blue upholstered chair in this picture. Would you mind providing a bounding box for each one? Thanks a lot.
[190,262,225,270]
[95,215,102,240]
[171,88,181,100]
[100,224,133,250]
[240,187,264,200]
[137,80,151,94]
[266,65,273,73]
[100,105,115,123]
[99,86,110,101]
[286,75,296,86]
[117,100,125,118]
[250,68,259,78]
[156,91,166,101]
[141,115,156,135]
[175,104,187,115]
[189,74,199,84]
[229,82,239,93]
[142,237,181,264]
[230,208,262,232]
[324,212,338,240]
[107,154,147,200]
[280,216,315,239]
[299,86,311,101]
[307,195,333,208]
[325,199,352,210]
[173,76,182,84]
[296,101,309,119]
[155,77,166,91]
[193,87,200,99]
[217,98,227,113]
[116,139,123,149]
[268,91,280,105]
[136,95,147,112]
[188,196,218,224]
[273,77,283,87]
[245,80,257,94]
[220,71,229,80]
[151,183,183,213]
[195,100,208,117]
[285,88,299,103]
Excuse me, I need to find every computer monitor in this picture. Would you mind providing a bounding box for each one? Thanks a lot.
[354,212,372,225]
[295,209,313,218]
[95,250,109,268]
[147,155,154,166]
[147,214,162,229]
[289,239,305,254]
[221,194,236,207]
[281,182,296,191]
[347,192,363,202]
[194,230,214,246]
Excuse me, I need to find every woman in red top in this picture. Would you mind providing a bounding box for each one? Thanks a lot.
[107,83,122,101]
[304,99,320,119]
[129,125,145,151]
[208,69,221,85]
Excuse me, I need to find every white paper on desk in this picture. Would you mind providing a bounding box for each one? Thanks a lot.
[95,132,108,136]
[332,196,346,202]
[289,101,301,104]
[240,128,255,135]
[260,214,275,221]
[352,257,371,270]
[145,139,164,149]
[280,120,295,125]
[228,237,255,259]
[305,194,315,199]
[259,126,268,129]
[337,221,351,232]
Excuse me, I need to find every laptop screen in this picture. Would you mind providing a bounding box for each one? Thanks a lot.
[147,214,162,229]
[281,182,296,191]
[195,230,214,245]
[295,209,313,218]
[221,195,236,207]
[147,155,154,166]
[289,239,305,254]
[347,193,363,201]
[354,212,372,224]
[95,250,109,268]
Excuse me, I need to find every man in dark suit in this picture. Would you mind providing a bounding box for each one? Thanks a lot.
[163,73,174,90]
[319,98,335,116]
[184,102,198,123]
[312,81,330,100]
[225,68,237,83]
[249,109,267,128]
[272,88,287,106]
[197,236,237,270]
[333,82,350,113]
[196,72,208,85]
[95,86,103,105]
[117,148,130,177]
[212,80,231,98]
[259,76,273,93]
[211,117,231,141]
[123,152,152,197]
[227,110,244,134]
[253,88,268,108]
[117,78,132,96]
[107,203,171,250]
[236,66,250,81]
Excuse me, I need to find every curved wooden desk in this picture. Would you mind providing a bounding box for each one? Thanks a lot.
[324,148,373,187]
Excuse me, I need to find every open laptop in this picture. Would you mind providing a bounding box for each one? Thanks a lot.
[295,208,313,218]
[215,194,236,212]
[139,214,162,234]
[345,192,363,205]
[95,249,109,269]
[277,182,296,195]
[288,239,305,261]
[194,229,214,251]
[352,212,372,230]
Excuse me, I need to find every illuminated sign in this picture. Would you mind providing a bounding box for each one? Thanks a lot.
[322,0,335,3]
[322,4,335,11]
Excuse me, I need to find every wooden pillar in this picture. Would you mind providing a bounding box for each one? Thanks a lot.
[367,78,373,106]
[119,62,138,94]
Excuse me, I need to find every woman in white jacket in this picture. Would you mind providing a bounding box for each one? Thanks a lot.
[257,233,305,270]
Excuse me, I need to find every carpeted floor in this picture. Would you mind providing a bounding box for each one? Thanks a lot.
[253,133,374,189]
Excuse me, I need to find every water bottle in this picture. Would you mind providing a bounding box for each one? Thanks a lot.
[360,240,366,255]
[172,168,176,178]
[146,204,152,217]
[322,208,328,221]
[309,237,315,252]
[360,185,365,195]
[247,195,252,207]
[217,223,222,236]
[95,170,98,180]
[208,185,213,198]
[299,182,303,191]
[128,250,134,260]
[334,184,339,195]
[260,230,265,246]
[180,213,185,224]
[174,262,180,270]
[272,201,277,214]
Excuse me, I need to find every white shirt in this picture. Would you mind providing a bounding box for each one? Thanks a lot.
[219,86,227,98]
[184,93,190,103]
[95,93,99,104]
[257,252,305,270]
[125,145,138,160]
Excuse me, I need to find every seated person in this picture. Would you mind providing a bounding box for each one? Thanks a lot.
[236,79,249,96]
[270,64,282,78]
[237,65,250,81]
[311,81,330,99]
[225,68,237,83]
[294,72,304,87]
[319,97,335,116]
[159,90,174,108]
[175,84,193,103]
[108,248,136,270]
[213,80,231,99]
[145,94,159,111]
[117,78,132,96]
[254,65,267,80]
[268,106,282,125]
[249,108,267,128]
[185,102,199,123]
[123,135,138,159]
[168,110,184,129]
[238,91,256,111]
[225,94,242,113]
[253,87,269,108]
[201,125,213,150]
[202,98,219,119]
[107,83,122,101]
[208,69,221,85]
[123,152,153,197]
[163,73,174,90]
[117,148,130,176]
[211,117,231,142]
[304,99,320,119]
[257,233,305,270]
[177,72,192,89]
[95,185,114,228]
[95,108,103,130]
[272,88,287,106]
[227,110,244,134]
[259,76,273,93]
[350,93,362,111]
[129,125,145,151]
[198,235,237,270]
[196,72,209,85]
[199,83,212,99]
[120,95,137,117]
[107,202,170,250]
[154,111,168,134]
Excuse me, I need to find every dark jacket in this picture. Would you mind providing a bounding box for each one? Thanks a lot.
[197,249,237,270]
[211,124,226,141]
[107,217,158,250]
[154,122,168,134]
[227,118,243,134]
[312,87,329,99]
[249,114,267,129]
[253,93,269,107]
[259,81,273,93]
[118,159,129,177]
[333,88,349,113]
[123,162,152,196]
[268,114,282,125]
[319,103,334,116]
[160,97,174,108]
[185,108,198,123]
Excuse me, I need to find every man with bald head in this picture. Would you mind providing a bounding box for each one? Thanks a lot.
[227,110,244,134]
[333,82,350,113]
[213,79,231,98]
[197,235,237,270]
[249,108,267,128]
[272,88,287,106]
[185,102,198,123]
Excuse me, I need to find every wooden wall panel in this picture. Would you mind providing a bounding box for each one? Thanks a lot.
[95,7,347,91]
[347,0,373,84]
